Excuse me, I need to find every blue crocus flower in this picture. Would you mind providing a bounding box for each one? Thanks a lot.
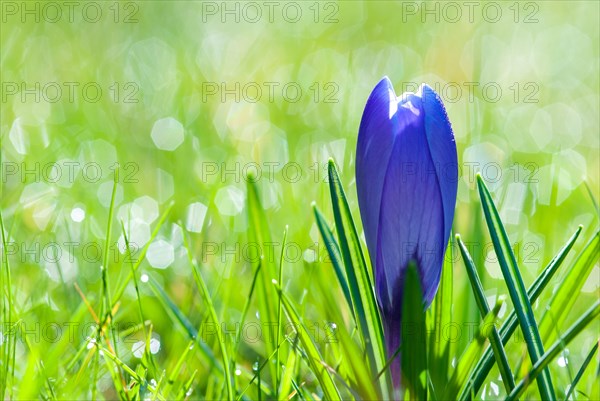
[355,77,458,381]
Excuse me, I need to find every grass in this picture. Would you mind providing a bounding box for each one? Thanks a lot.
[4,160,597,399]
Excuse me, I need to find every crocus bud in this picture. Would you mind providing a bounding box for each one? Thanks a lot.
[355,77,458,381]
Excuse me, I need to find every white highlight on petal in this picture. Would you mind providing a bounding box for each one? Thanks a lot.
[401,100,421,116]
[388,88,398,119]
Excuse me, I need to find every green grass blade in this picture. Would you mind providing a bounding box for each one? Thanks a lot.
[23,333,58,400]
[99,346,143,383]
[315,253,380,401]
[326,159,390,397]
[247,178,279,386]
[536,230,599,357]
[401,263,427,401]
[234,260,262,358]
[180,370,198,399]
[276,285,342,400]
[313,203,354,318]
[476,174,555,400]
[499,225,584,340]
[121,223,151,351]
[0,210,15,400]
[100,345,167,401]
[100,172,119,318]
[146,274,220,372]
[428,238,453,394]
[162,340,196,398]
[185,250,234,400]
[278,339,299,401]
[236,346,279,400]
[506,300,600,401]
[463,225,583,400]
[584,181,599,213]
[275,226,288,399]
[336,323,380,401]
[445,298,504,401]
[456,234,515,394]
[564,341,598,400]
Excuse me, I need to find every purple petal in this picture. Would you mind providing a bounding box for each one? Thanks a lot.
[422,84,459,253]
[356,76,398,277]
[356,78,423,307]
[376,92,445,312]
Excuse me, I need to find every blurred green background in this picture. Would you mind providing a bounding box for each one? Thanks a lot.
[1,1,598,399]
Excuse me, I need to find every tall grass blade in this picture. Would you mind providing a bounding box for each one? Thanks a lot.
[278,338,299,401]
[476,174,555,400]
[506,300,600,401]
[428,238,453,393]
[326,159,390,397]
[185,245,234,400]
[0,210,15,400]
[275,226,288,399]
[536,230,599,359]
[234,261,262,358]
[463,225,583,399]
[100,172,119,319]
[401,263,427,401]
[146,274,220,372]
[247,178,279,386]
[446,298,504,401]
[313,204,354,318]
[564,341,598,400]
[456,234,515,394]
[276,285,342,400]
[162,340,196,398]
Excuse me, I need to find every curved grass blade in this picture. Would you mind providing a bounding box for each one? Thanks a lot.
[236,347,279,400]
[337,323,380,401]
[247,178,279,386]
[275,285,342,401]
[506,300,600,401]
[564,341,598,400]
[401,263,427,401]
[275,226,288,399]
[315,257,379,401]
[456,234,515,394]
[99,346,167,401]
[327,159,390,398]
[584,181,599,213]
[445,297,504,401]
[0,210,15,400]
[313,203,354,318]
[279,338,299,401]
[463,225,583,400]
[535,230,599,361]
[100,172,119,318]
[162,340,196,398]
[428,238,453,394]
[180,370,198,399]
[121,223,157,378]
[146,274,220,372]
[186,252,234,400]
[476,174,555,400]
[233,260,262,358]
